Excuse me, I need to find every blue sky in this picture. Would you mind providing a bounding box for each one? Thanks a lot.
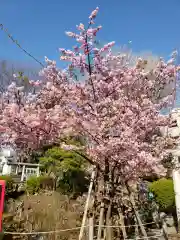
[0,0,180,69]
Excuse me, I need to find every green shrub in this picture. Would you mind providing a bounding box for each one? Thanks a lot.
[26,175,55,194]
[39,145,89,196]
[26,176,41,194]
[38,175,54,190]
[149,178,175,212]
[58,170,89,197]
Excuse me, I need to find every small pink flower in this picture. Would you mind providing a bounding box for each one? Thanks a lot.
[89,7,99,19]
[46,82,53,89]
[65,31,75,37]
[0,126,6,132]
[29,80,42,86]
[76,23,85,31]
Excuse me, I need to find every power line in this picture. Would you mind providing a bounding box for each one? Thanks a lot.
[0,24,44,67]
[4,226,83,235]
[3,222,156,235]
[95,221,156,228]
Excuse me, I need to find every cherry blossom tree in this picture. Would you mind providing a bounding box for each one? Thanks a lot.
[55,8,178,181]
[0,7,179,237]
[0,6,178,184]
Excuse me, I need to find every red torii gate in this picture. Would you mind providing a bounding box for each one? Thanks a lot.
[0,181,5,232]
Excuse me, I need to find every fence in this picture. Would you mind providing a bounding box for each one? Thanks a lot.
[2,222,164,240]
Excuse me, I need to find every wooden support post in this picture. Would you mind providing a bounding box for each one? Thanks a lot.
[97,202,105,240]
[134,215,139,239]
[106,202,113,240]
[126,183,148,238]
[118,209,127,239]
[15,165,19,174]
[89,217,94,240]
[130,195,148,238]
[160,213,169,240]
[21,165,25,182]
[79,168,96,240]
[36,165,40,177]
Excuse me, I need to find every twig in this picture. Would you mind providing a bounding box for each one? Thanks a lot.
[85,25,96,102]
[0,24,44,67]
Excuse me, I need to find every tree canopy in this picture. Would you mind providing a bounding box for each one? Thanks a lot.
[0,7,178,183]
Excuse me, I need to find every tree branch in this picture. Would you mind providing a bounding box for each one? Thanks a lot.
[73,150,102,172]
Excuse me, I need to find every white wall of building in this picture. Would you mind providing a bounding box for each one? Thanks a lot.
[0,156,11,175]
[162,108,180,229]
[0,146,16,175]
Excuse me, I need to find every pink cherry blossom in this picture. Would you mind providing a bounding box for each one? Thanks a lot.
[76,23,85,31]
[89,7,99,19]
[65,31,76,38]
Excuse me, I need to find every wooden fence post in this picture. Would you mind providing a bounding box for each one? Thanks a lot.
[89,216,94,240]
[106,202,113,240]
[97,201,105,240]
[79,168,96,240]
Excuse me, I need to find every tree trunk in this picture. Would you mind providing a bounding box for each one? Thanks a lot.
[54,176,58,191]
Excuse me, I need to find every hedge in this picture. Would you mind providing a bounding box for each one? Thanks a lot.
[149,178,175,213]
[26,175,54,194]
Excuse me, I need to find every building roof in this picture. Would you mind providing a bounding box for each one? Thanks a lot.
[7,162,40,167]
